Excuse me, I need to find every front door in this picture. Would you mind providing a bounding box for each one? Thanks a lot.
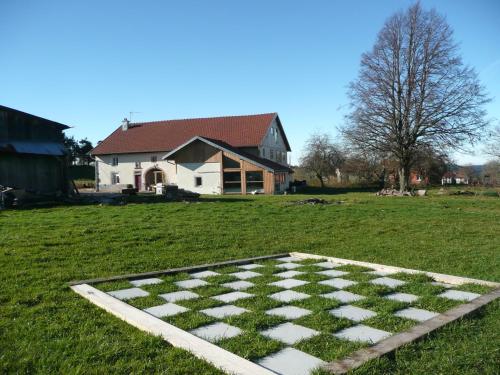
[134,174,142,190]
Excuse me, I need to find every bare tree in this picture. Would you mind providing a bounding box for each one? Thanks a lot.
[343,2,490,191]
[484,124,500,159]
[300,133,345,187]
[412,146,449,185]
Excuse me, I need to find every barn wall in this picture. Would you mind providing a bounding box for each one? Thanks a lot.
[0,154,66,193]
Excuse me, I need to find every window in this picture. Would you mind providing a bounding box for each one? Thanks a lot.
[246,171,264,192]
[111,172,120,184]
[223,171,241,193]
[270,149,274,160]
[135,161,141,169]
[150,155,157,163]
[195,176,202,187]
[261,148,266,158]
[111,156,119,166]
[223,155,240,168]
[274,128,278,143]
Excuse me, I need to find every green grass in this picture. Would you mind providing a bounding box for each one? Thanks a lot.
[0,192,499,373]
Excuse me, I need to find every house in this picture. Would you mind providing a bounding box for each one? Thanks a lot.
[410,171,429,185]
[91,113,293,194]
[441,171,469,185]
[0,105,69,195]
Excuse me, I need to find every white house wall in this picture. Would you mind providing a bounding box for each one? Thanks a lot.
[176,162,221,194]
[95,153,177,191]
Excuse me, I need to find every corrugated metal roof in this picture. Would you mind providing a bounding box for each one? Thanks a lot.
[0,141,66,156]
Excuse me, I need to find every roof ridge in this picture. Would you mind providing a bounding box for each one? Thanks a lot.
[129,112,277,126]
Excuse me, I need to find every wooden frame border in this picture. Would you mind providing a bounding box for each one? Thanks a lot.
[69,252,288,286]
[71,283,275,375]
[70,252,499,375]
[290,252,500,287]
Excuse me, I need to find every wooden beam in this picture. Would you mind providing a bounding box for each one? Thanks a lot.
[71,284,275,375]
[290,252,500,287]
[69,253,289,286]
[323,288,500,374]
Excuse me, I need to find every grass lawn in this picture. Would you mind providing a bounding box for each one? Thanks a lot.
[1,191,499,374]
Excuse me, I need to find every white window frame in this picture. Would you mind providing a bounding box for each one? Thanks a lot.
[111,172,120,185]
[111,156,119,166]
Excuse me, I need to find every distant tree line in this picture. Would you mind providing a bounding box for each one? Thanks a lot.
[64,136,94,165]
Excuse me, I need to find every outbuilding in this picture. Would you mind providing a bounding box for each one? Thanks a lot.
[0,105,69,195]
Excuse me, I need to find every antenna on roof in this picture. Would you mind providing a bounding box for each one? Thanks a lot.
[128,111,142,123]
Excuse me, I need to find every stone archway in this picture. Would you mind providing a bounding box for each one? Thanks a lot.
[144,168,166,191]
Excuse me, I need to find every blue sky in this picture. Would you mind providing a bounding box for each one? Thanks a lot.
[1,0,499,164]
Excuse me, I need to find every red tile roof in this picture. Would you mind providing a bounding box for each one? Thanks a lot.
[92,113,290,155]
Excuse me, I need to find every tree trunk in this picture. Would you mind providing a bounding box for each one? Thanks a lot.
[378,167,386,189]
[398,165,410,192]
[317,174,325,188]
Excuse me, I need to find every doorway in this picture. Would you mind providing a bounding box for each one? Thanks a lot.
[134,173,142,190]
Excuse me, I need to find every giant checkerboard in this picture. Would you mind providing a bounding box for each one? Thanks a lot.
[71,253,498,375]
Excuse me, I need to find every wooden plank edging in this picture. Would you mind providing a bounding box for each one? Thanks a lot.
[69,252,289,286]
[290,252,500,287]
[323,288,500,374]
[71,283,275,375]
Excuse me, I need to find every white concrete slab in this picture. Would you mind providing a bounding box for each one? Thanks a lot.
[175,279,209,289]
[269,278,309,289]
[159,290,199,303]
[329,305,377,322]
[384,292,419,303]
[438,290,481,301]
[261,322,320,345]
[239,264,264,270]
[370,277,406,288]
[265,306,312,320]
[144,303,189,318]
[275,270,305,279]
[275,262,301,270]
[212,291,254,303]
[276,256,302,262]
[200,305,248,319]
[190,322,242,343]
[190,270,220,279]
[108,287,149,300]
[257,347,325,375]
[130,278,164,287]
[230,271,261,280]
[222,280,254,291]
[314,261,342,269]
[321,290,365,303]
[316,270,349,277]
[270,290,311,303]
[394,307,439,322]
[334,324,391,343]
[319,278,358,289]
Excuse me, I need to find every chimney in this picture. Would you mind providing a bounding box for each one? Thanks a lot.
[121,118,130,131]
